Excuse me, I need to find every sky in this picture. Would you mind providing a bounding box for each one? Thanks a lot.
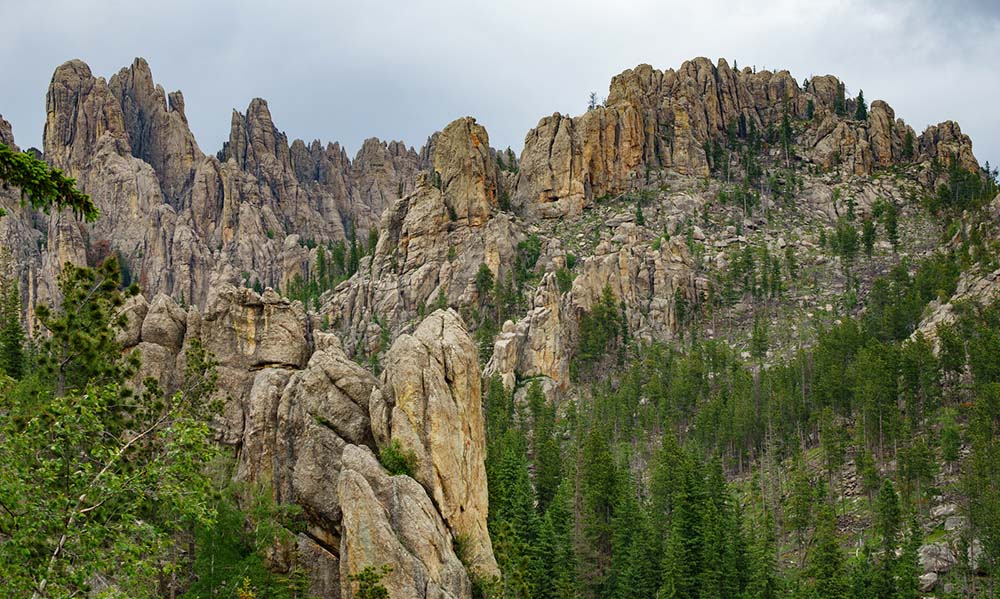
[1,0,998,168]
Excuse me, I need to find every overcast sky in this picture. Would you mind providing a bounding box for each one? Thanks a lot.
[1,0,997,168]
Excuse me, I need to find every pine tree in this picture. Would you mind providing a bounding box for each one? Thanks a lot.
[0,265,24,379]
[873,480,901,598]
[527,381,562,512]
[580,427,617,597]
[854,90,868,120]
[35,257,139,396]
[487,428,541,599]
[658,452,704,599]
[787,456,815,566]
[0,142,97,221]
[0,261,220,598]
[745,513,782,599]
[541,479,579,599]
[834,82,847,117]
[895,517,922,599]
[902,131,915,161]
[882,202,899,251]
[847,545,875,599]
[807,504,850,598]
[611,470,659,599]
[348,225,360,275]
[862,219,877,258]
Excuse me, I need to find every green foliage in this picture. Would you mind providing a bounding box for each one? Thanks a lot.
[0,261,220,597]
[182,473,310,599]
[571,285,624,381]
[0,142,98,221]
[555,267,574,294]
[515,234,542,285]
[854,89,868,120]
[902,131,915,161]
[0,262,24,379]
[284,236,364,307]
[750,312,769,360]
[939,408,961,466]
[476,263,495,298]
[830,216,859,271]
[862,218,877,258]
[379,439,418,477]
[35,257,139,396]
[933,154,999,213]
[349,565,393,599]
[834,82,847,117]
[807,505,850,598]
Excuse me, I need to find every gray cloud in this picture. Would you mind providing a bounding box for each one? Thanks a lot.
[0,0,997,169]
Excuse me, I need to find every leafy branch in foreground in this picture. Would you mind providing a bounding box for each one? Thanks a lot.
[0,142,98,222]
[0,258,219,598]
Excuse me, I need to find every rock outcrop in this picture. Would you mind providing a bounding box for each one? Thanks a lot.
[338,444,472,599]
[371,309,498,578]
[323,118,521,356]
[513,58,979,219]
[21,57,427,312]
[112,288,495,597]
[487,226,698,391]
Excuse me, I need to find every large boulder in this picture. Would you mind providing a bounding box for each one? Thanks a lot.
[919,543,958,574]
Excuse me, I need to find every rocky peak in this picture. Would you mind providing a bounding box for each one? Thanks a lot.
[224,98,292,176]
[109,57,202,203]
[44,59,130,173]
[919,120,978,172]
[350,136,422,234]
[514,57,980,219]
[0,114,16,148]
[432,117,499,226]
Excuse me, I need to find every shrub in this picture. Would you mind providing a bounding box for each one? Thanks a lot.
[379,440,418,477]
[555,267,574,294]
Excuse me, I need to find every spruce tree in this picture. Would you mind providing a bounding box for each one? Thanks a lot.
[0,266,24,379]
[872,480,902,599]
[527,381,562,512]
[542,479,579,599]
[902,131,915,161]
[580,427,617,597]
[895,517,922,599]
[807,504,850,598]
[855,90,868,120]
[862,219,877,258]
[834,82,847,117]
[745,514,782,599]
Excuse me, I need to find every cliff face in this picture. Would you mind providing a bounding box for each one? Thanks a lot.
[1,54,992,597]
[21,58,425,310]
[513,58,978,219]
[118,285,495,598]
[322,117,522,357]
